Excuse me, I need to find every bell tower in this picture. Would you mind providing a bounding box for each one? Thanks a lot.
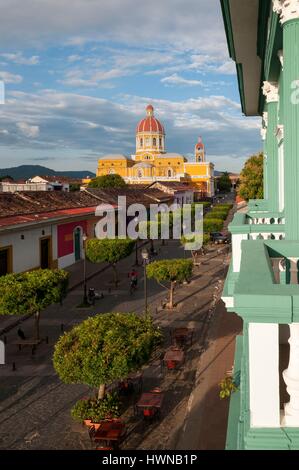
[195,136,205,162]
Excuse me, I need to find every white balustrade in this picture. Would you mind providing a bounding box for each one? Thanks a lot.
[282,324,299,426]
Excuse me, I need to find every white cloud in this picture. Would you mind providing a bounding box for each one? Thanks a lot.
[1,52,39,65]
[213,60,236,75]
[0,1,227,58]
[17,122,40,138]
[67,55,82,63]
[161,74,203,87]
[0,71,23,83]
[0,89,260,173]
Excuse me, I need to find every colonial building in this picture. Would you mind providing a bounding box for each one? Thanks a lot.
[221,0,299,450]
[96,105,215,197]
[0,175,82,192]
[0,186,175,276]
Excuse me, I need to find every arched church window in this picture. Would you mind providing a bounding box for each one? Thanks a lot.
[159,138,162,147]
[153,138,156,147]
[140,138,143,147]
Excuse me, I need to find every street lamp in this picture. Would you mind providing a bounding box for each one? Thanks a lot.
[182,223,186,258]
[82,233,88,305]
[134,216,139,266]
[141,248,149,314]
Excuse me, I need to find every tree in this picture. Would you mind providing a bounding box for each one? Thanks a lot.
[181,233,210,265]
[146,259,193,309]
[69,183,81,191]
[139,220,161,253]
[86,238,135,286]
[88,174,127,189]
[53,312,162,401]
[238,153,264,201]
[0,269,69,340]
[217,172,231,193]
[203,218,224,233]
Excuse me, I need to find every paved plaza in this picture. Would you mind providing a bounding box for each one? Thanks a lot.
[0,203,242,450]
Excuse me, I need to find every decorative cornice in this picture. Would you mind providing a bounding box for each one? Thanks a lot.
[273,0,299,24]
[262,81,279,103]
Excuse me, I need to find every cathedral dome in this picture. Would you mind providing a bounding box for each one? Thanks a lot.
[136,105,165,134]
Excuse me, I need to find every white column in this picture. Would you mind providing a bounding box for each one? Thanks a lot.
[249,323,280,427]
[282,324,299,426]
[232,234,248,272]
[289,258,299,284]
[271,258,284,283]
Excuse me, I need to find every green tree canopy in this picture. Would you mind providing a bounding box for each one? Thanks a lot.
[0,269,69,339]
[88,174,127,189]
[147,259,193,308]
[217,172,231,193]
[238,153,264,201]
[53,312,162,399]
[86,238,135,286]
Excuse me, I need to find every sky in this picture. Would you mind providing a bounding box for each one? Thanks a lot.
[0,0,261,173]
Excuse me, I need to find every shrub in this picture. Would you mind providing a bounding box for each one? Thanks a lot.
[205,211,227,220]
[203,233,210,245]
[203,218,224,233]
[71,393,121,422]
[217,204,233,210]
[219,377,238,399]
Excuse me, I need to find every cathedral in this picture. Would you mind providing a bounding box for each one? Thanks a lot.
[97,104,215,196]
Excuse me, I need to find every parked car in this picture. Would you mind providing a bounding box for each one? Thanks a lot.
[210,232,230,244]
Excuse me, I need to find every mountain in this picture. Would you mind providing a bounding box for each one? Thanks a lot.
[214,170,240,176]
[0,165,95,180]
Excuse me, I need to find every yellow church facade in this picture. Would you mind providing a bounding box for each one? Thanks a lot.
[96,105,215,196]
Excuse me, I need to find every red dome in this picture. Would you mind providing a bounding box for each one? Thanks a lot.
[196,142,204,149]
[136,105,165,134]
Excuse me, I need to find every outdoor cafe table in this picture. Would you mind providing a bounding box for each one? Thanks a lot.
[93,420,126,445]
[163,347,185,370]
[135,392,164,415]
[171,327,194,347]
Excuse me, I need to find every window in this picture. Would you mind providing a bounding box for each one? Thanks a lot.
[140,138,143,147]
[159,138,162,146]
[153,138,156,147]
[137,170,143,178]
[167,169,172,178]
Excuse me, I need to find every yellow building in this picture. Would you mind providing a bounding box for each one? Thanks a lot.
[97,104,215,196]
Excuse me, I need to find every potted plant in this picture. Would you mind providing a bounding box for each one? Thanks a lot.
[219,376,238,399]
[71,393,121,428]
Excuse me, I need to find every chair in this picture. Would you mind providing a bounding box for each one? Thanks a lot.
[150,387,161,394]
[88,425,97,446]
[166,360,176,370]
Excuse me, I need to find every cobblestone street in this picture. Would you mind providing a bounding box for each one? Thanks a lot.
[0,205,241,450]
